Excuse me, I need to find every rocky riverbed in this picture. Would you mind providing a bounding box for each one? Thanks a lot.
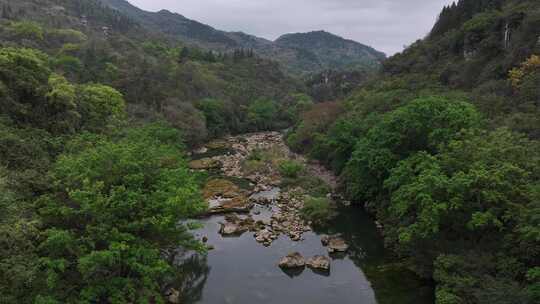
[175,131,434,304]
[190,131,343,250]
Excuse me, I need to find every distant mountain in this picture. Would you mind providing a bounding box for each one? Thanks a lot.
[272,31,386,74]
[99,0,385,75]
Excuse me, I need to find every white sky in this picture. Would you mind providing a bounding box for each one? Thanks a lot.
[128,0,455,55]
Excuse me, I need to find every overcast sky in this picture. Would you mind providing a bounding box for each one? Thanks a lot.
[128,0,454,56]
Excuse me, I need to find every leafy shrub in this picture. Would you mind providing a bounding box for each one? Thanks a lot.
[300,196,337,226]
[278,160,305,178]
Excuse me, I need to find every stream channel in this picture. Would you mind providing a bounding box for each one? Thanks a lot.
[176,132,434,304]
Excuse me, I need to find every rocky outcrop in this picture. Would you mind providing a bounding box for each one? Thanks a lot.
[189,158,222,170]
[219,214,256,236]
[206,139,231,150]
[278,252,305,269]
[203,179,252,214]
[306,255,331,271]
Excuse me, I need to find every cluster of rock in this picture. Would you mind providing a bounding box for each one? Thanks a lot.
[193,132,352,277]
[278,252,331,271]
[218,214,265,236]
[265,190,311,243]
[195,133,313,246]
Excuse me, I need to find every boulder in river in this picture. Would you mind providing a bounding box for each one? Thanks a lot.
[219,214,255,236]
[327,237,349,253]
[165,288,181,304]
[278,252,306,269]
[320,234,330,246]
[306,255,331,271]
[219,222,247,236]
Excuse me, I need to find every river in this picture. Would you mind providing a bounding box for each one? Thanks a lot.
[176,132,434,304]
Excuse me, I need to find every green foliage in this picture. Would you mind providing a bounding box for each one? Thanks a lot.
[196,98,234,138]
[8,21,44,41]
[300,196,337,226]
[286,101,345,153]
[35,123,206,302]
[343,96,482,202]
[384,129,539,299]
[247,98,278,130]
[0,167,42,303]
[77,83,125,132]
[278,160,305,178]
[47,29,87,44]
[285,93,314,121]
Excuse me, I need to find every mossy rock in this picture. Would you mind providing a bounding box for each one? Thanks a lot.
[189,158,222,170]
[206,139,231,150]
[203,179,252,214]
[203,179,241,199]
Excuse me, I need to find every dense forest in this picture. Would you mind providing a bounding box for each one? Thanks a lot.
[287,0,540,303]
[0,0,310,302]
[0,0,539,303]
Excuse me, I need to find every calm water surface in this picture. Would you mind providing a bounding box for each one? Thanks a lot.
[176,204,434,304]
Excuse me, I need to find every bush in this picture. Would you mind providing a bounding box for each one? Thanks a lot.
[278,160,305,178]
[300,196,337,226]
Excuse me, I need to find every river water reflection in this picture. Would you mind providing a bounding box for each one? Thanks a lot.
[178,205,434,304]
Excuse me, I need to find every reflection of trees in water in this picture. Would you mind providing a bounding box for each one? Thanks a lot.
[320,206,434,304]
[168,251,210,304]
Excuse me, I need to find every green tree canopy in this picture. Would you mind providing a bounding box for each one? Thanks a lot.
[343,96,483,202]
[35,124,206,303]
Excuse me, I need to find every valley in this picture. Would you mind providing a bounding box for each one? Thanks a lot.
[0,0,538,303]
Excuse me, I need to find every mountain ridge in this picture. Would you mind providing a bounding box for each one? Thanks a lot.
[99,0,386,74]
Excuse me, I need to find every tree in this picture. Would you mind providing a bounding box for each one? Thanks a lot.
[384,128,540,301]
[179,47,189,63]
[77,83,125,132]
[343,96,482,203]
[46,74,80,134]
[35,124,206,303]
[196,98,230,138]
[247,98,278,130]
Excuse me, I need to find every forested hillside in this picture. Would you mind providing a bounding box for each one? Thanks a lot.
[0,0,309,302]
[98,0,386,75]
[287,0,540,303]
